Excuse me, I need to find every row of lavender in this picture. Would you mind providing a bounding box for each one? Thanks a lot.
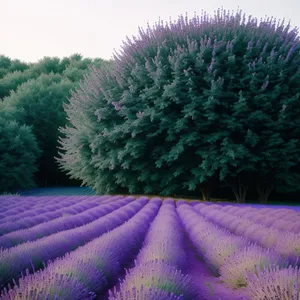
[194,203,300,261]
[0,196,92,218]
[0,195,300,299]
[0,197,202,299]
[181,203,300,298]
[207,203,300,232]
[109,199,198,299]
[0,198,161,299]
[0,196,110,235]
[0,196,137,288]
[0,196,42,213]
[0,196,123,247]
[0,196,93,224]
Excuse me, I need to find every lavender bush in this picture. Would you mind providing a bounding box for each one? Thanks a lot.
[0,269,96,300]
[110,201,198,298]
[220,244,285,288]
[245,265,300,300]
[111,260,197,299]
[109,284,184,300]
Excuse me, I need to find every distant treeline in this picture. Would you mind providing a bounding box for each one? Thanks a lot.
[0,54,114,191]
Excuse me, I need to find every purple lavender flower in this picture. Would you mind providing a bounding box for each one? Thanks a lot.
[0,269,96,300]
[0,196,124,248]
[0,198,147,289]
[113,260,198,299]
[203,235,250,272]
[219,244,285,288]
[274,231,300,263]
[1,199,160,298]
[112,101,121,110]
[109,285,184,300]
[135,242,188,271]
[245,265,300,300]
[285,43,297,62]
[47,255,107,292]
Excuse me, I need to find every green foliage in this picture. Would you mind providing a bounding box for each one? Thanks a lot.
[0,54,112,100]
[0,70,34,99]
[57,9,300,199]
[0,117,41,193]
[2,73,75,186]
[62,57,114,83]
[0,55,29,79]
[0,53,114,190]
[28,56,61,75]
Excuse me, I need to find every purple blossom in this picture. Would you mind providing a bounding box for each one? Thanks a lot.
[0,196,129,249]
[109,284,184,300]
[203,235,250,271]
[0,195,106,230]
[245,266,300,300]
[109,201,197,299]
[1,199,161,297]
[0,269,96,300]
[247,40,253,52]
[219,244,285,288]
[113,260,198,299]
[274,231,300,263]
[112,101,121,111]
[285,43,297,62]
[178,204,249,273]
[0,197,147,288]
[135,202,188,270]
[48,255,107,292]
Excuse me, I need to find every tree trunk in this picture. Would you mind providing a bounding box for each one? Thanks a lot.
[200,185,212,201]
[198,181,213,201]
[229,174,248,203]
[256,181,274,204]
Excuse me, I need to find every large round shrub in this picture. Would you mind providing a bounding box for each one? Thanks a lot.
[0,117,41,193]
[57,9,300,198]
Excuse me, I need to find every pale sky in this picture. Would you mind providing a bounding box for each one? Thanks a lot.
[1,0,300,63]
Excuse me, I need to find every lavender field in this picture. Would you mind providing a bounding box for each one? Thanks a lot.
[0,195,299,299]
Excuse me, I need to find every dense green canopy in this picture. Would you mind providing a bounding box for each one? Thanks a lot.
[57,9,300,202]
[0,54,114,100]
[0,54,115,189]
[1,73,74,186]
[0,116,41,193]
